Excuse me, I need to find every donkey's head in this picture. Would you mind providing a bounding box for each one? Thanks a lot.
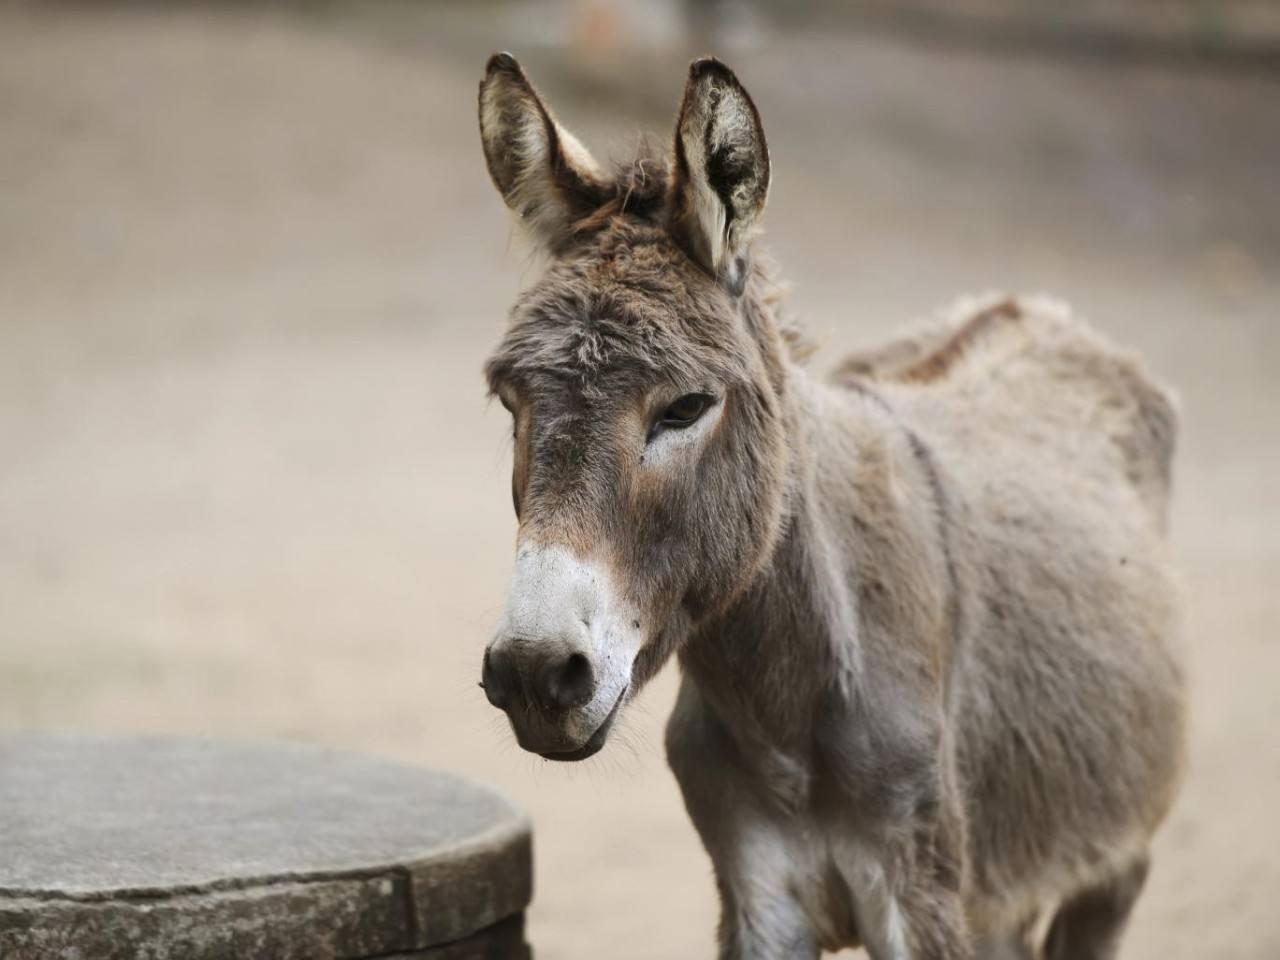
[478,54,793,760]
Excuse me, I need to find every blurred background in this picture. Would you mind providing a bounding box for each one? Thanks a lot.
[1,1,1277,957]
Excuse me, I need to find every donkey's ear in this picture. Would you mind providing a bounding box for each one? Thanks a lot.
[478,53,608,250]
[669,58,770,294]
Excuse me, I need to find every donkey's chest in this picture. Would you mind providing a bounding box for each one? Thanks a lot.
[702,719,924,954]
[715,678,939,822]
[668,676,926,957]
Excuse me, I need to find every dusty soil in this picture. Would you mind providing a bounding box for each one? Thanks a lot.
[1,4,1277,958]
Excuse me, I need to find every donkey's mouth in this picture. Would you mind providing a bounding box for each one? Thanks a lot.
[539,686,628,762]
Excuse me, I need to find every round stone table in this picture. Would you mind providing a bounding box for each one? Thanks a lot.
[0,735,532,960]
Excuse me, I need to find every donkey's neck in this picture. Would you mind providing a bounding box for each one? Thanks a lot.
[680,365,955,767]
[681,370,845,739]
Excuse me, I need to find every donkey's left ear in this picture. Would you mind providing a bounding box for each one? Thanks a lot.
[669,58,770,295]
[478,53,608,251]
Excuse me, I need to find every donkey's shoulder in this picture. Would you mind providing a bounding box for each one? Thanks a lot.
[830,294,1180,527]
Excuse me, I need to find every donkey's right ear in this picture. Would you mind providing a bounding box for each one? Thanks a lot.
[478,53,608,251]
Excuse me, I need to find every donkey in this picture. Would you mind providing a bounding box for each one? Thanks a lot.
[476,53,1187,960]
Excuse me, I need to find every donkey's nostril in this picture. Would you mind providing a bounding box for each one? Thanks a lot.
[543,651,596,711]
[481,648,509,710]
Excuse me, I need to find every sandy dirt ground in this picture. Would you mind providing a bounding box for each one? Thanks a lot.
[1,4,1277,958]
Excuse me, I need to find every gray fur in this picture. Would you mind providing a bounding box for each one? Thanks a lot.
[477,56,1186,960]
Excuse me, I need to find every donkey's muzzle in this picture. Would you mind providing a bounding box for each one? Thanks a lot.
[485,543,640,759]
[481,642,597,716]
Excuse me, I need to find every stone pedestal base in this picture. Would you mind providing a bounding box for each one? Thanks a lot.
[0,735,533,959]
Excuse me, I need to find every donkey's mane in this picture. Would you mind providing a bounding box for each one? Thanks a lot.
[569,140,672,237]
[561,141,812,365]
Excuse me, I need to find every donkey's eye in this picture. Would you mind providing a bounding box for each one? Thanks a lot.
[658,393,715,431]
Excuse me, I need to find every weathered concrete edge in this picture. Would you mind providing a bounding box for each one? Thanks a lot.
[0,873,414,960]
[378,914,530,960]
[405,816,535,946]
[0,817,533,954]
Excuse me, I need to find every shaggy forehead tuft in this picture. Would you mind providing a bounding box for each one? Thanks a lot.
[485,222,748,395]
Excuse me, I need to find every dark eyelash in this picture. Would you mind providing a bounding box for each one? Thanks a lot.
[649,393,715,440]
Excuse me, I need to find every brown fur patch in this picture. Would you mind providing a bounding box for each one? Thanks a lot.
[895,297,1023,384]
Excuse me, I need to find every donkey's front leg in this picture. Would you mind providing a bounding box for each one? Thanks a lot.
[666,681,819,960]
[872,868,972,960]
[849,797,974,959]
[711,824,819,960]
[818,693,974,960]
[832,820,972,960]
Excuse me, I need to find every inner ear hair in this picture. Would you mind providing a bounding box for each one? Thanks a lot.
[478,52,609,249]
[669,57,770,293]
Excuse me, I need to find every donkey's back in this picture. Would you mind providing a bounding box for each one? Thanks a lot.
[836,294,1186,941]
[834,294,1177,529]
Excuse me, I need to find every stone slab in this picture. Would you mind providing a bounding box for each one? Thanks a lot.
[0,735,532,959]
